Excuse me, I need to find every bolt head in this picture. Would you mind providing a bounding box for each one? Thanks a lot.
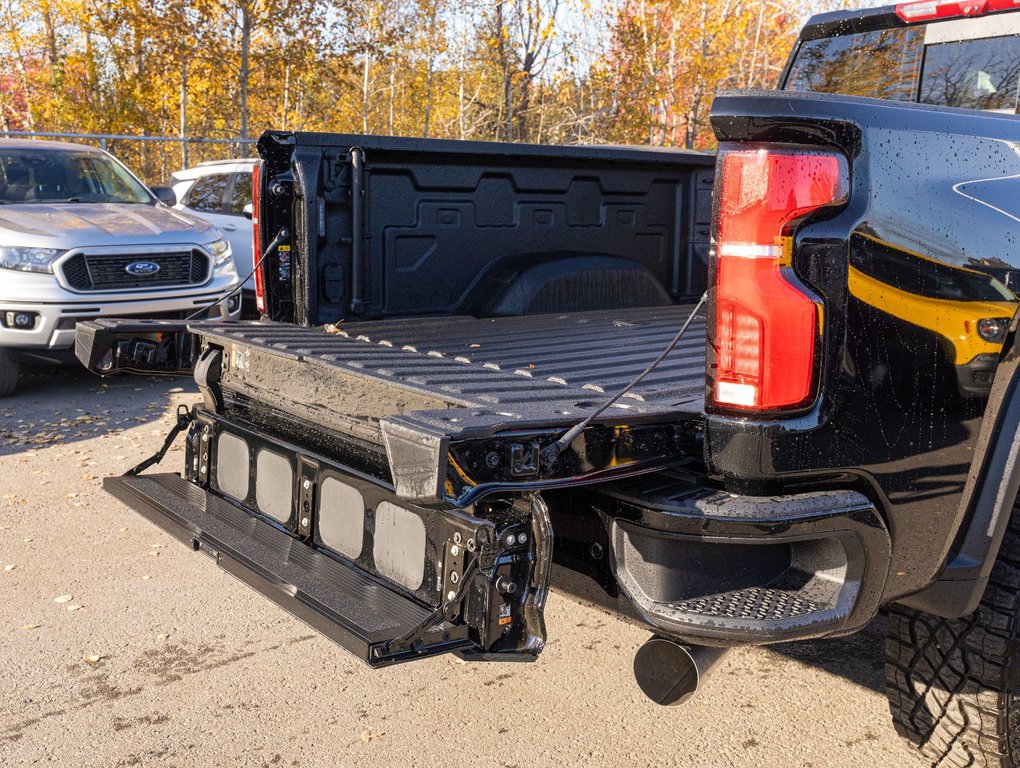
[450,545,459,557]
[517,532,528,544]
[447,591,456,601]
[450,571,459,584]
[302,479,311,490]
[505,534,516,546]
[301,517,309,527]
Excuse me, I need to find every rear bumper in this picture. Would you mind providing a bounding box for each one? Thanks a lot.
[547,477,891,645]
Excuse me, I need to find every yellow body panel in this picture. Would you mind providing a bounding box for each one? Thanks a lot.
[848,266,1016,365]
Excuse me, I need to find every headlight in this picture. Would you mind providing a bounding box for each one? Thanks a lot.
[208,239,231,265]
[977,318,1009,344]
[0,246,67,273]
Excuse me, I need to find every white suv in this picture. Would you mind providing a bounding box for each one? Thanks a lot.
[0,140,241,396]
[170,159,256,302]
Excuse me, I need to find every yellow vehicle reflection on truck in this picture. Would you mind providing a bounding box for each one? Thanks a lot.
[849,235,1018,397]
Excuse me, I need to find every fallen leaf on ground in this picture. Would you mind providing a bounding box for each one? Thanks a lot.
[84,654,103,664]
[53,594,73,604]
[19,624,40,631]
[4,564,15,572]
[66,605,80,612]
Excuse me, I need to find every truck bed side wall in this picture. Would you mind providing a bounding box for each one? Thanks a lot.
[258,133,715,326]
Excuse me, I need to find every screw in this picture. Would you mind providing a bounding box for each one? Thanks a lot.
[451,545,459,557]
[450,571,459,584]
[590,542,604,560]
[453,532,462,544]
[303,479,311,490]
[466,538,476,552]
[447,590,456,601]
[517,532,528,544]
[301,517,309,528]
[505,534,516,546]
[496,576,518,595]
[485,451,500,469]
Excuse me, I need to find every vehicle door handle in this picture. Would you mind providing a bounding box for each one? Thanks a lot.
[220,224,237,232]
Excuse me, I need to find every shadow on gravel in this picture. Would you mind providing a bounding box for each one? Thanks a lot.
[768,613,889,694]
[0,362,194,458]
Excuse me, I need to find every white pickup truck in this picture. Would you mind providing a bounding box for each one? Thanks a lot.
[0,139,242,395]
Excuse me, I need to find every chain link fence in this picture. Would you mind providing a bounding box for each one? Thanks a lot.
[0,131,257,186]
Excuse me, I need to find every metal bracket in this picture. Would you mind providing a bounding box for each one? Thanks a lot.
[297,457,318,538]
[124,405,194,477]
[385,557,479,656]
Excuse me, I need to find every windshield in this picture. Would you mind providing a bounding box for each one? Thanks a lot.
[0,148,153,205]
[785,20,1020,113]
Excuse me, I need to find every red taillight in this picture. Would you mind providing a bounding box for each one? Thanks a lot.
[710,148,848,412]
[895,0,1018,22]
[251,162,265,315]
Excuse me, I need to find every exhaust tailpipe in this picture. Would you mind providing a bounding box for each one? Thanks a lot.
[633,636,729,706]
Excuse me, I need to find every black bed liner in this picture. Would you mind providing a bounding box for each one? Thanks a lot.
[193,302,706,440]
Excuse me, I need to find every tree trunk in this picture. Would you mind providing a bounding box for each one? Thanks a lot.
[239,4,252,145]
[282,60,291,131]
[362,48,370,134]
[388,60,395,135]
[180,59,189,168]
[4,0,36,130]
[458,34,465,139]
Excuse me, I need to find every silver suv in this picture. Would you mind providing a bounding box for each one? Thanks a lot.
[0,140,241,396]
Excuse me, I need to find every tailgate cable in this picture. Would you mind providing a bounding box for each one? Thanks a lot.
[124,405,195,476]
[183,227,290,322]
[540,292,707,469]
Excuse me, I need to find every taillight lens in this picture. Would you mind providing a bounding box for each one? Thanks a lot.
[709,148,848,412]
[251,162,265,315]
[895,0,1018,22]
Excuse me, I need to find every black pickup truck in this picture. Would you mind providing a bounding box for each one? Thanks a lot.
[77,2,1020,763]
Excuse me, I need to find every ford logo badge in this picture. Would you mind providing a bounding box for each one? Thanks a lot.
[125,260,161,276]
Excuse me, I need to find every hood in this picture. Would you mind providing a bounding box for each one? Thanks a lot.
[0,202,217,249]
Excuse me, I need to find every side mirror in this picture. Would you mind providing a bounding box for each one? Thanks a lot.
[151,186,177,206]
[242,202,253,220]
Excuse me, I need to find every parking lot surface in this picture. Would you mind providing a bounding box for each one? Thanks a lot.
[1,365,922,767]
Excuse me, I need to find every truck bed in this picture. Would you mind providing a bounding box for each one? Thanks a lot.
[195,302,706,441]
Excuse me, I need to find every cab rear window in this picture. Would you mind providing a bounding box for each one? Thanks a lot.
[785,27,924,102]
[785,20,1020,113]
[920,34,1020,111]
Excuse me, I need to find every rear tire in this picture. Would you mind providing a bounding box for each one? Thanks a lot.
[885,504,1020,767]
[0,348,19,397]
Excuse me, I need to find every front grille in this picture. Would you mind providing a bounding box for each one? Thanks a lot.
[61,251,210,291]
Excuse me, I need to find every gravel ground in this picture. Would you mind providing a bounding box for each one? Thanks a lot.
[0,364,924,768]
